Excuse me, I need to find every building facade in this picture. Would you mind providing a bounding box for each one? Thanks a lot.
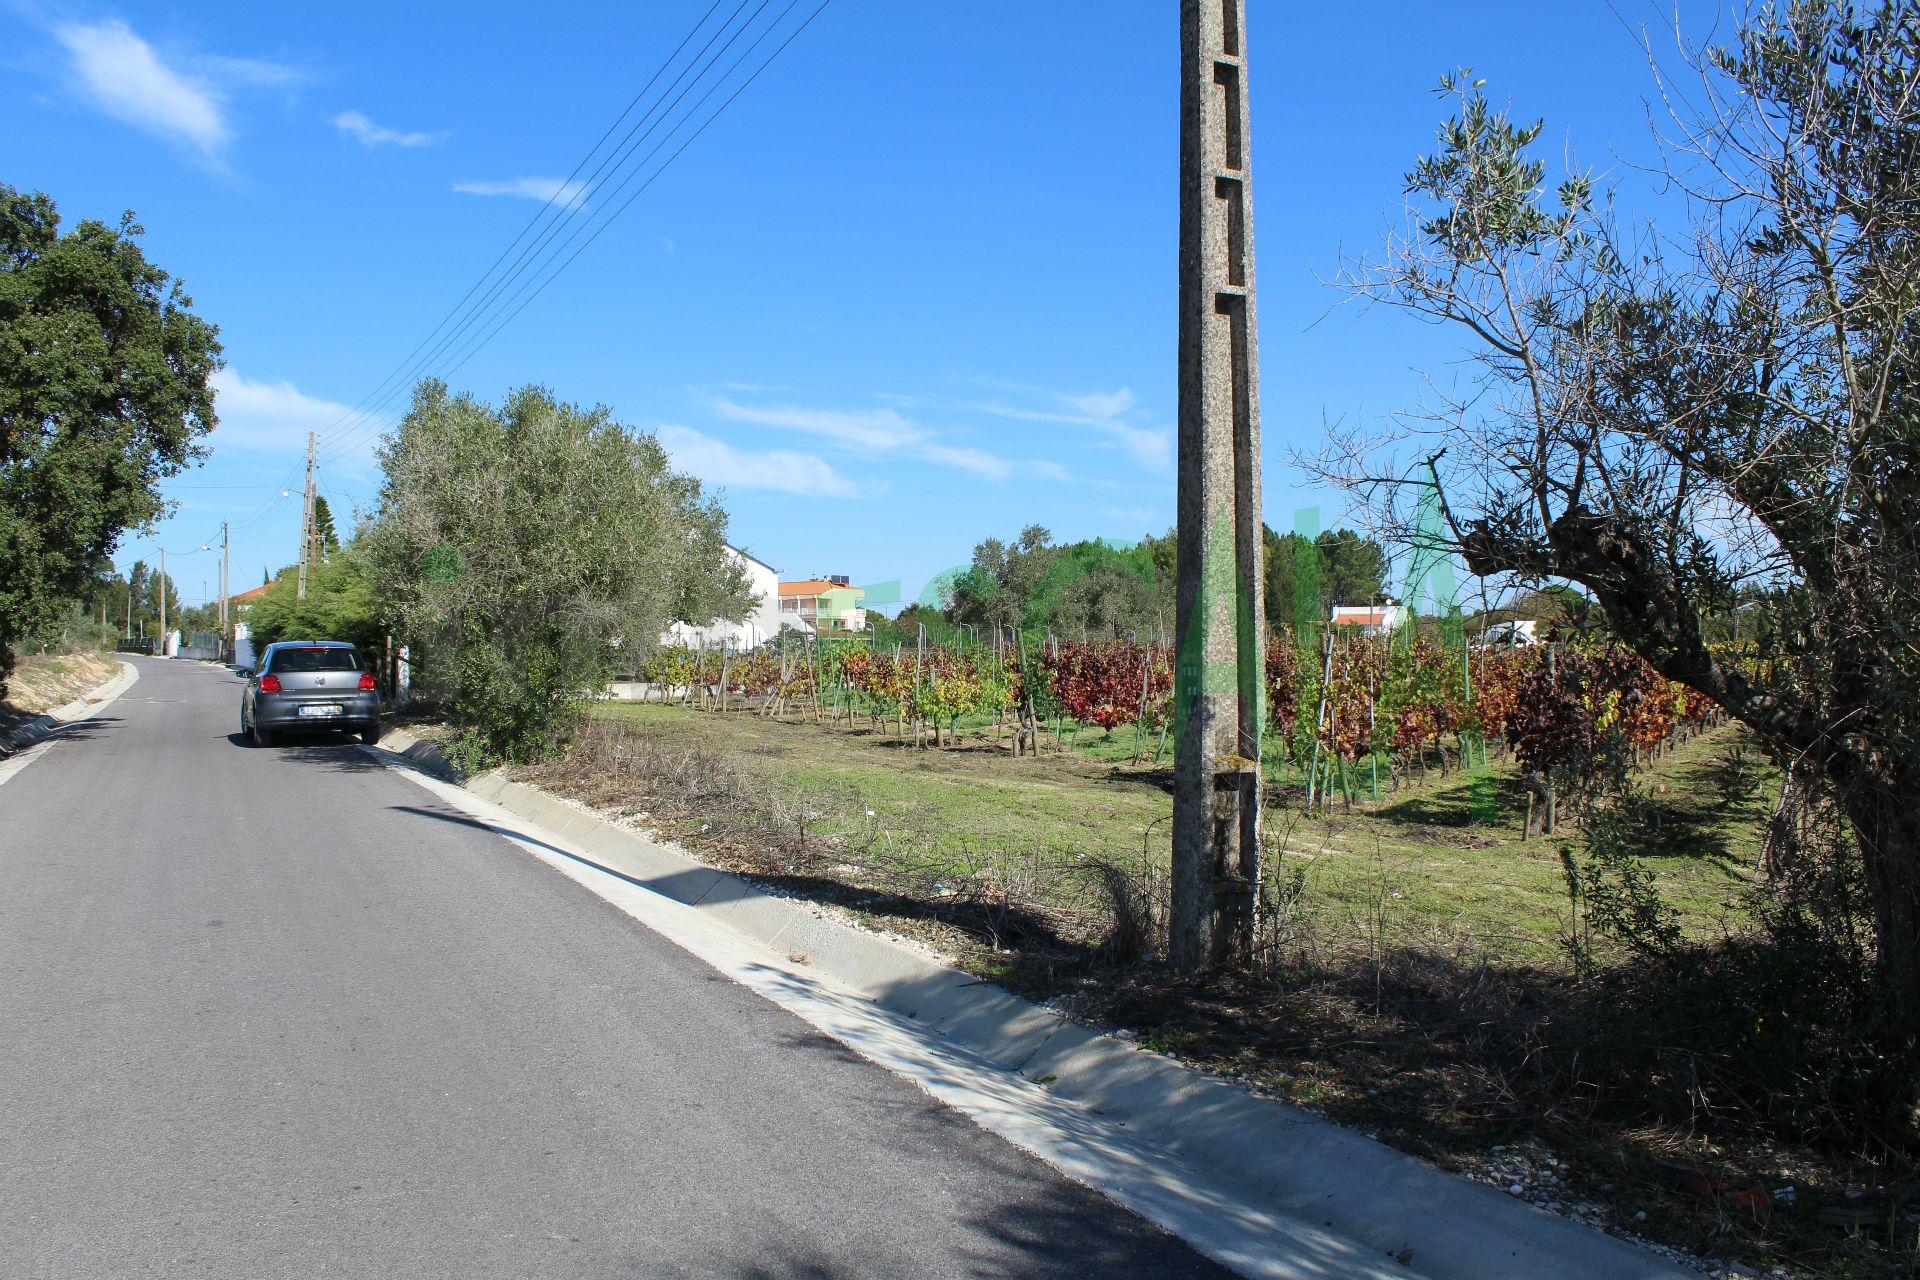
[664,545,783,650]
[778,576,868,634]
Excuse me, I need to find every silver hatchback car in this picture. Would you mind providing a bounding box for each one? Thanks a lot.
[241,641,383,747]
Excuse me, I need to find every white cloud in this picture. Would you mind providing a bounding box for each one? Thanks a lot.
[332,109,445,148]
[916,443,1008,480]
[977,385,1173,472]
[54,19,228,162]
[453,176,588,209]
[47,19,304,169]
[712,399,918,450]
[1106,505,1168,528]
[201,55,305,89]
[655,425,854,497]
[209,369,385,478]
[1063,388,1136,419]
[710,396,1015,479]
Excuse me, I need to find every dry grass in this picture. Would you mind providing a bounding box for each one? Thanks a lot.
[2,651,121,718]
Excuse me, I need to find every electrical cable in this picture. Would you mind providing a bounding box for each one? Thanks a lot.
[439,0,822,384]
[153,0,830,562]
[312,0,763,465]
[313,0,817,465]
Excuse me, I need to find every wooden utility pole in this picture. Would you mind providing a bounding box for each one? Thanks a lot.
[297,431,316,600]
[1171,0,1266,970]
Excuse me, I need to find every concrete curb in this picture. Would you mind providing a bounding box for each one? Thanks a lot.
[379,727,468,783]
[0,659,139,756]
[374,726,1695,1280]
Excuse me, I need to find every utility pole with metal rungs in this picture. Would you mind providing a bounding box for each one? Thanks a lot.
[1171,0,1266,971]
[297,431,316,600]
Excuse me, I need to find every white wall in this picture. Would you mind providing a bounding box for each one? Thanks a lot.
[664,546,782,651]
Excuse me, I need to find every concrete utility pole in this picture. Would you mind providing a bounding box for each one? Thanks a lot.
[1171,0,1266,971]
[158,547,168,650]
[297,432,316,600]
[220,522,230,653]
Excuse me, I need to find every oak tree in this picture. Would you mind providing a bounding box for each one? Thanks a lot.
[0,186,220,693]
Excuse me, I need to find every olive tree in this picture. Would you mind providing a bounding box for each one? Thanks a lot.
[1336,3,1920,1049]
[365,380,750,761]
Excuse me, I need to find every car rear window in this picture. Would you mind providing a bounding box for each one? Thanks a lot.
[269,647,363,673]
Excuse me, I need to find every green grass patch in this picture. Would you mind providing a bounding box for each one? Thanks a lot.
[590,700,1766,961]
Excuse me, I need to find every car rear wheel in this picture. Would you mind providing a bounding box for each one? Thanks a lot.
[250,718,275,748]
[360,722,383,745]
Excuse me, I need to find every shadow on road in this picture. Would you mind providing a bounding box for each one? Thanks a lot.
[387,803,584,864]
[3,717,123,757]
[50,716,121,741]
[728,980,1235,1278]
[226,732,389,771]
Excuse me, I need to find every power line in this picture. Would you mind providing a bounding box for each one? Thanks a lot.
[323,0,774,446]
[316,0,827,466]
[156,0,832,543]
[313,0,767,466]
[441,0,828,385]
[316,0,736,444]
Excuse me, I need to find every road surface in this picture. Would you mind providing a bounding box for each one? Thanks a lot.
[0,656,1233,1279]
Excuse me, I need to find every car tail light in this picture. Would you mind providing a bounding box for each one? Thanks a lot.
[259,674,282,693]
[358,672,376,691]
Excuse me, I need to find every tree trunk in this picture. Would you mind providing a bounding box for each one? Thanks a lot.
[1843,776,1920,1049]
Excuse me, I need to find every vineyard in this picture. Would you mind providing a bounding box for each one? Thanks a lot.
[635,626,1732,832]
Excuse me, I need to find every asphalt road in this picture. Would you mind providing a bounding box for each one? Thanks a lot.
[0,657,1234,1279]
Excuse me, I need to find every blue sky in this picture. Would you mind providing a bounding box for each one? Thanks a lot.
[3,0,1723,608]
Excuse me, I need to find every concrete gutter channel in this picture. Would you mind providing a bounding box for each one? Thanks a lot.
[376,726,1694,1280]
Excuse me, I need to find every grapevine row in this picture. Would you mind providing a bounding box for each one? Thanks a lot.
[636,629,1727,808]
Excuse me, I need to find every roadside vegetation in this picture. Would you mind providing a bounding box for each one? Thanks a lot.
[566,697,1762,959]
[245,542,383,657]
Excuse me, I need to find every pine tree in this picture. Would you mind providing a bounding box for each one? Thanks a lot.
[312,496,339,556]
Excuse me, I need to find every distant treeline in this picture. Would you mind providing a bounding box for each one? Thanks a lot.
[896,524,1389,642]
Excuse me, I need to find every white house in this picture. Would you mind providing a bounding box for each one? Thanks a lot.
[1329,604,1409,636]
[664,545,782,650]
[1479,619,1539,647]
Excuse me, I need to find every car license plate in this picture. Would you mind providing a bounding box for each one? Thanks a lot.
[297,704,342,718]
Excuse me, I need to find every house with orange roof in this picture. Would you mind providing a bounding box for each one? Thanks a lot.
[227,581,275,613]
[1328,604,1407,636]
[778,575,868,634]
